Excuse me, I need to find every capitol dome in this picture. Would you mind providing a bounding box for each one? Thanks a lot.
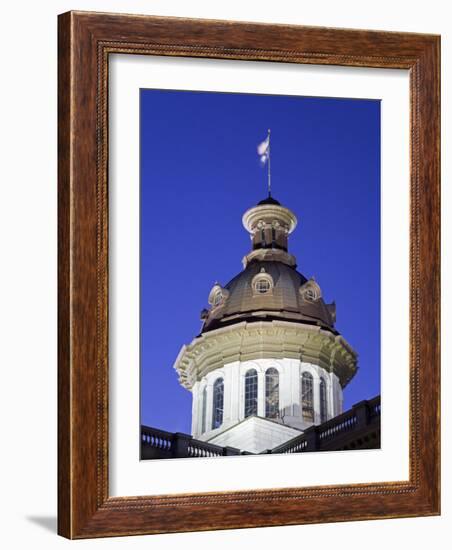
[201,196,336,334]
[202,260,336,334]
[174,194,357,451]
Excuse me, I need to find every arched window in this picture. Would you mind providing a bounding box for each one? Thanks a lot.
[244,369,258,418]
[212,378,224,430]
[299,279,322,302]
[251,270,274,296]
[319,378,328,423]
[255,278,271,293]
[201,386,207,433]
[301,372,314,422]
[208,284,229,308]
[212,290,223,306]
[265,368,279,419]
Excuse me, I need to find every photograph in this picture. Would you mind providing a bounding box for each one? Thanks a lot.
[139,88,381,459]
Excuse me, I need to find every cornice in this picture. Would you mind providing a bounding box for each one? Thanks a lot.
[242,204,297,234]
[174,320,357,390]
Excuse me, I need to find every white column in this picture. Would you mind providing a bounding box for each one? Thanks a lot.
[332,374,343,416]
[205,382,214,433]
[223,367,233,424]
[313,374,321,424]
[328,373,334,420]
[257,370,265,417]
[191,382,199,436]
[292,360,301,419]
[279,361,290,419]
[230,362,241,422]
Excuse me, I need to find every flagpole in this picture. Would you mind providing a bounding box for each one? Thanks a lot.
[267,128,271,197]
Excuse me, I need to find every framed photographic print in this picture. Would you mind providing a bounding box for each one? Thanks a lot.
[138,90,381,463]
[58,11,440,538]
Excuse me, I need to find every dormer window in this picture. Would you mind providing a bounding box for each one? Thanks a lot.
[305,288,316,300]
[212,291,223,306]
[208,284,229,308]
[251,269,274,296]
[300,278,322,302]
[255,279,271,294]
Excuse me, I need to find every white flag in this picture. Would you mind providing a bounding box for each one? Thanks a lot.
[257,137,269,156]
[257,136,269,165]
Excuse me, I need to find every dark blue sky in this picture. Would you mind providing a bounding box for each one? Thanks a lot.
[140,89,380,433]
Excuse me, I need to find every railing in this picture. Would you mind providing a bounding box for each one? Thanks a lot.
[141,426,242,459]
[271,396,380,454]
[318,411,357,442]
[369,399,381,418]
[141,426,174,455]
[141,396,380,458]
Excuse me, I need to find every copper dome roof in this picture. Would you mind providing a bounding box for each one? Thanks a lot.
[201,260,336,334]
[200,197,336,334]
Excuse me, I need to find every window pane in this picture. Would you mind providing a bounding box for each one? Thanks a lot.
[212,378,224,429]
[301,372,314,422]
[244,369,258,417]
[201,386,207,433]
[255,279,270,293]
[265,368,279,418]
[319,378,328,423]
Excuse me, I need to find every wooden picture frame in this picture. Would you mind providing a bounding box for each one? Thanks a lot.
[58,11,440,539]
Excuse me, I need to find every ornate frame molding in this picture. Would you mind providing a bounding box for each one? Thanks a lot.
[58,11,440,538]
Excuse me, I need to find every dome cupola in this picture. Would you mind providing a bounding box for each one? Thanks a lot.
[200,197,337,334]
[242,196,297,268]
